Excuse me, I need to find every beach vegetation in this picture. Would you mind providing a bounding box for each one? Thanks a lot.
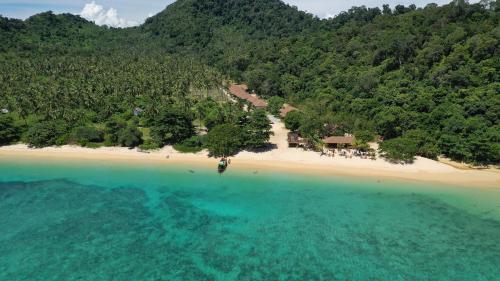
[138,139,162,151]
[244,110,273,149]
[84,142,103,149]
[0,115,21,145]
[117,125,143,148]
[404,130,440,160]
[0,1,498,164]
[379,137,418,164]
[354,131,377,143]
[173,136,205,153]
[138,127,152,141]
[267,96,285,116]
[24,120,68,148]
[201,102,243,131]
[204,107,229,131]
[205,124,243,157]
[104,117,127,146]
[150,108,195,145]
[298,114,325,148]
[353,140,371,153]
[284,111,303,131]
[71,126,104,147]
[193,98,219,126]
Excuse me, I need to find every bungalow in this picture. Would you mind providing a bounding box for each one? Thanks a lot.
[323,135,356,148]
[229,84,268,110]
[287,132,306,147]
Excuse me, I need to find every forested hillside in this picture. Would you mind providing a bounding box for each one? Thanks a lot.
[0,10,272,155]
[0,0,498,164]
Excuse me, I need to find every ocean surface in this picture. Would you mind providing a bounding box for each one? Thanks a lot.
[0,158,499,281]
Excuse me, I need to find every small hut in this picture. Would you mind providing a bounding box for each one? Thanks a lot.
[323,135,355,148]
[288,132,304,147]
[1,108,9,114]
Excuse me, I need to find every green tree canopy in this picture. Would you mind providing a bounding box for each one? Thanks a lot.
[71,126,104,146]
[117,125,143,148]
[0,0,498,165]
[267,96,285,116]
[284,110,303,131]
[0,115,20,145]
[24,120,68,148]
[379,137,418,164]
[150,107,195,145]
[205,124,243,157]
[244,110,272,149]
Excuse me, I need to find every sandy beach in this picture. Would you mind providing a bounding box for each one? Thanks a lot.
[1,120,499,188]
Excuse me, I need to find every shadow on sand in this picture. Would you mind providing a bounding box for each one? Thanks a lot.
[245,143,278,153]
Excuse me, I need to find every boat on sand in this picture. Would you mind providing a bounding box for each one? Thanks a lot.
[218,158,230,173]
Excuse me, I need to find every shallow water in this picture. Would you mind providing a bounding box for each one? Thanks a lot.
[0,158,499,280]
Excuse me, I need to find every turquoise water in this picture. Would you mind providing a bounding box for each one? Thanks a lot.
[0,158,499,281]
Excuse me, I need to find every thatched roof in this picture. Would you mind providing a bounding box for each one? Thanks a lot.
[229,84,268,109]
[229,84,251,99]
[323,136,355,145]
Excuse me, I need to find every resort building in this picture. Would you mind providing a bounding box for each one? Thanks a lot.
[287,132,306,147]
[279,104,297,118]
[323,135,356,148]
[229,84,268,110]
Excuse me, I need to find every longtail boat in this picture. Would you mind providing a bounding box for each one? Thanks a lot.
[218,158,228,173]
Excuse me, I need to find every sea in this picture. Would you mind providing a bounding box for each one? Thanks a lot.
[0,158,499,281]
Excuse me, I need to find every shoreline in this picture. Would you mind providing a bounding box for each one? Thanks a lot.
[1,144,498,189]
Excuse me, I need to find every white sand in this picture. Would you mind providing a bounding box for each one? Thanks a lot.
[0,119,498,188]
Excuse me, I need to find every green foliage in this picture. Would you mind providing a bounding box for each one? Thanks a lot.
[117,125,143,148]
[380,129,442,162]
[85,142,103,149]
[404,130,440,160]
[143,0,320,69]
[468,127,500,165]
[196,101,243,131]
[71,126,104,146]
[173,136,205,153]
[439,125,500,165]
[150,107,195,145]
[379,137,418,164]
[0,114,21,145]
[353,141,371,152]
[205,124,243,157]
[374,107,407,139]
[24,120,68,148]
[138,139,161,151]
[104,118,127,146]
[284,110,303,131]
[268,96,285,116]
[354,130,376,143]
[298,114,324,143]
[103,117,143,148]
[0,0,498,164]
[204,107,228,130]
[244,110,273,149]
